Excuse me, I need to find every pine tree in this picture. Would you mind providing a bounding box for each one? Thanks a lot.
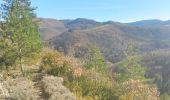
[0,0,41,75]
[0,0,17,69]
[84,46,107,74]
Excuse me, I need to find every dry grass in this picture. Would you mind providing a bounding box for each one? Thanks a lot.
[0,74,39,100]
[0,83,9,100]
[42,76,76,100]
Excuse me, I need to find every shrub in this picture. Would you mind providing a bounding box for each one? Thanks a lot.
[160,93,170,100]
[65,68,117,100]
[40,49,117,100]
[41,49,83,78]
[42,76,76,100]
[1,77,39,100]
[84,47,107,74]
[117,79,160,100]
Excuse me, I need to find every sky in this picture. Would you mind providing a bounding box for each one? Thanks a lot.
[2,0,170,22]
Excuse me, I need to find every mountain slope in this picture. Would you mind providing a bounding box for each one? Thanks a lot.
[128,19,170,27]
[40,18,170,62]
[39,18,67,40]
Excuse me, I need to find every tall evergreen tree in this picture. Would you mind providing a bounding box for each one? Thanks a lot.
[84,46,107,74]
[0,0,17,69]
[0,0,41,75]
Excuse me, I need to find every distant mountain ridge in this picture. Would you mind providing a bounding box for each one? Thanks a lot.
[127,19,170,27]
[39,18,170,62]
[39,18,102,40]
[61,18,101,30]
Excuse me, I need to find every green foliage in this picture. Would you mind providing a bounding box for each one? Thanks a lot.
[124,43,137,58]
[141,51,170,96]
[47,64,70,77]
[111,43,145,82]
[41,49,83,78]
[41,49,117,100]
[69,46,118,99]
[84,47,107,74]
[65,70,117,100]
[0,48,17,69]
[0,0,41,74]
[114,57,145,82]
[160,93,170,100]
[41,50,71,77]
[0,0,163,99]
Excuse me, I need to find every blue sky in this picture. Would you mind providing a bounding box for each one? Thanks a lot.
[2,0,170,22]
[31,0,170,22]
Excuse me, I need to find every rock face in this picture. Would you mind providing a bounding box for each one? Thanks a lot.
[42,76,76,100]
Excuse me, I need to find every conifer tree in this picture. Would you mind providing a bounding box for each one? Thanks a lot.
[85,46,106,74]
[0,0,41,75]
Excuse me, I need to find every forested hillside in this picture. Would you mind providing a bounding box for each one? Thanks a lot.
[40,18,170,99]
[0,0,170,100]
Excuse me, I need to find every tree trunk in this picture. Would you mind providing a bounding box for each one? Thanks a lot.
[19,49,24,76]
[20,57,24,76]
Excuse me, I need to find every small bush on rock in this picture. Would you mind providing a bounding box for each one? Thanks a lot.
[42,76,76,100]
[3,77,39,100]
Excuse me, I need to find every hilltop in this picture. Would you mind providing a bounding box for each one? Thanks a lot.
[40,18,170,62]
